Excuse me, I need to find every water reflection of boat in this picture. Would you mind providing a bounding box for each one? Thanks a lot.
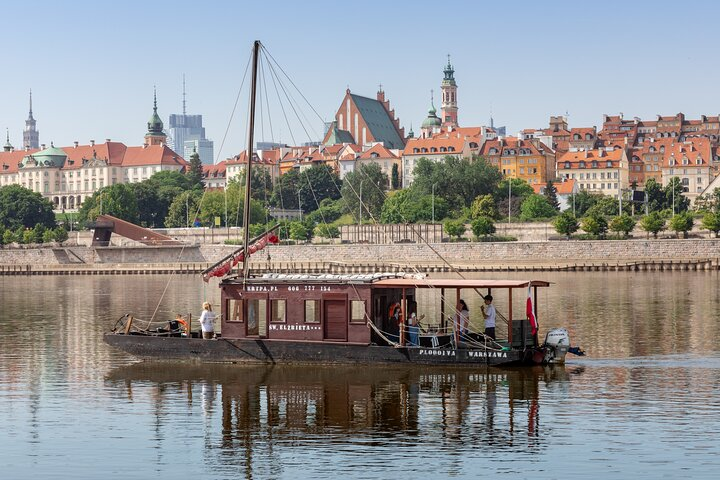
[103,41,581,367]
[106,363,584,440]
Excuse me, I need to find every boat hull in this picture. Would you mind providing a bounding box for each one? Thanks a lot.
[103,333,534,366]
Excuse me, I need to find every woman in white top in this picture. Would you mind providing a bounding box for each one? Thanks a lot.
[199,302,216,339]
[455,299,469,335]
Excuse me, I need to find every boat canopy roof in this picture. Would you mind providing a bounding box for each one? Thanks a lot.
[371,278,551,289]
[222,273,550,289]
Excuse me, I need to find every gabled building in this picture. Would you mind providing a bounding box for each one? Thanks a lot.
[479,137,555,185]
[532,179,578,211]
[660,138,715,200]
[401,133,476,187]
[557,147,628,198]
[322,88,406,149]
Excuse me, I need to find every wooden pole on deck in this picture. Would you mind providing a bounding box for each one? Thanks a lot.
[400,288,406,345]
[508,288,513,345]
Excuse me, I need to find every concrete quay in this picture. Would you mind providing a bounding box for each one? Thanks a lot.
[0,238,719,275]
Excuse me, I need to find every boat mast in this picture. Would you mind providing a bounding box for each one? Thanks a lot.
[242,40,261,280]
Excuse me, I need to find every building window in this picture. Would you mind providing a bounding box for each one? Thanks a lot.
[350,300,366,324]
[271,299,286,323]
[227,299,243,322]
[305,300,320,323]
[246,299,267,336]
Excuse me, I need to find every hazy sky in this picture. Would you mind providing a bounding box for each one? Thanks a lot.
[2,0,719,161]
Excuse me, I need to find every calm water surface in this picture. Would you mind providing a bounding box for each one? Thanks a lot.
[1,272,719,479]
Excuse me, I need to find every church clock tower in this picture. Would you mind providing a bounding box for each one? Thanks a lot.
[144,87,167,146]
[440,56,458,129]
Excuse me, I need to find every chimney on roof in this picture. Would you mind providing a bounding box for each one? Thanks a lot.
[90,140,95,146]
[106,139,111,143]
[598,149,605,157]
[41,143,46,149]
[74,141,79,148]
[25,146,29,151]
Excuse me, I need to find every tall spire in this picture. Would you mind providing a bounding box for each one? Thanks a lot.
[23,88,39,149]
[28,89,34,120]
[146,86,166,145]
[4,128,13,152]
[182,74,187,116]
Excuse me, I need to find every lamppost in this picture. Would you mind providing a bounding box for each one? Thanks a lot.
[508,179,512,227]
[672,177,676,216]
[431,183,436,224]
[359,181,363,225]
[297,189,302,220]
[186,194,189,228]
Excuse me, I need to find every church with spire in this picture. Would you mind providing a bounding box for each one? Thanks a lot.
[23,90,39,149]
[145,88,167,146]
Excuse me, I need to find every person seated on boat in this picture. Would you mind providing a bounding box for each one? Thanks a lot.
[481,295,496,340]
[407,313,420,346]
[406,313,426,346]
[455,299,470,336]
[199,302,216,339]
[169,314,188,336]
[388,303,402,340]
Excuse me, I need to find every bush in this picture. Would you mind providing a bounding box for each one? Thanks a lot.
[520,194,556,220]
[444,219,466,241]
[581,213,608,238]
[639,212,666,238]
[470,216,496,238]
[553,211,579,238]
[313,224,340,239]
[609,214,636,238]
[669,212,694,238]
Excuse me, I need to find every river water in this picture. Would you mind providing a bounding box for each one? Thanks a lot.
[1,272,719,479]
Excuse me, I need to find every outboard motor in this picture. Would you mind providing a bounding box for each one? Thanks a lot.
[543,328,570,364]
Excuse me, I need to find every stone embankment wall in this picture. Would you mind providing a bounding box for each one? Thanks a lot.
[1,239,719,273]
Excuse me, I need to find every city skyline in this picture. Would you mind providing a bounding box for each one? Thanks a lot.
[2,0,719,160]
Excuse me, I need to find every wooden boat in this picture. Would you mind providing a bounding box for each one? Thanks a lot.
[104,41,580,366]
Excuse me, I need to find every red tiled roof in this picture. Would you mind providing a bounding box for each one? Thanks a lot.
[558,148,624,167]
[122,145,186,167]
[358,143,398,160]
[532,179,576,195]
[403,136,466,155]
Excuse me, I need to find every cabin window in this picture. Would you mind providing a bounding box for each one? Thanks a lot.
[304,300,321,323]
[227,299,243,322]
[246,299,267,336]
[270,299,286,323]
[350,300,366,324]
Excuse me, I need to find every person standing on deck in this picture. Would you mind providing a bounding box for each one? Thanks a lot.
[455,300,469,336]
[200,302,216,339]
[481,295,496,340]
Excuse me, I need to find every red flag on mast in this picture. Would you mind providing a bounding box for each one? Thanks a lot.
[527,284,538,335]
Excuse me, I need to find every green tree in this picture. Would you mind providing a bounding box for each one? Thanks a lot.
[53,226,69,243]
[165,190,203,227]
[305,198,344,226]
[471,216,496,238]
[288,221,309,242]
[313,224,340,239]
[412,155,502,211]
[2,229,16,244]
[379,188,448,223]
[495,178,534,202]
[444,219,466,241]
[42,228,55,243]
[544,180,560,211]
[609,214,636,238]
[236,168,275,202]
[639,212,666,238]
[77,184,139,226]
[520,194,556,220]
[669,212,694,238]
[198,182,266,227]
[0,185,56,230]
[581,213,608,237]
[185,148,204,187]
[553,211,580,238]
[586,195,619,217]
[644,178,665,213]
[271,168,301,210]
[341,163,388,222]
[22,228,34,244]
[567,190,602,217]
[31,224,46,243]
[470,194,498,219]
[701,211,720,237]
[664,177,690,213]
[391,163,400,190]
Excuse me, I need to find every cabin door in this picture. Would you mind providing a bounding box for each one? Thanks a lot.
[324,299,347,341]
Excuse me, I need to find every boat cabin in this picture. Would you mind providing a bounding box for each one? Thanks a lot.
[220,274,549,349]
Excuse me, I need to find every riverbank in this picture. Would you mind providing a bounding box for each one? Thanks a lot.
[1,238,719,275]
